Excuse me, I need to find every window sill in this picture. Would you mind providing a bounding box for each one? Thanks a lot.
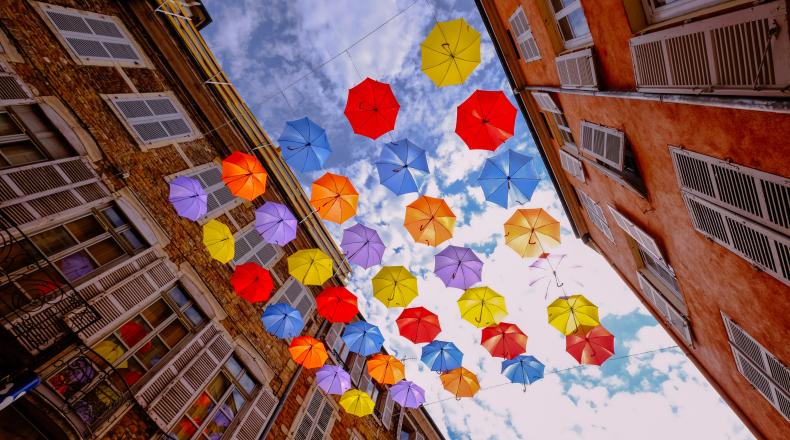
[578,155,649,199]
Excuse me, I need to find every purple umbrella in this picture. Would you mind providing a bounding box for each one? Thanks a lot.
[390,380,425,408]
[434,245,483,289]
[315,365,351,395]
[255,202,298,246]
[169,176,208,221]
[340,223,385,269]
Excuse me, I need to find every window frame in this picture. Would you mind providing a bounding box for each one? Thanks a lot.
[104,92,199,149]
[575,189,615,243]
[508,7,541,62]
[641,0,730,24]
[0,110,49,169]
[547,0,593,49]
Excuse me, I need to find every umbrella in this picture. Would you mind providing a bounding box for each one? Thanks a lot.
[316,287,358,323]
[202,219,234,264]
[342,322,384,356]
[375,139,430,196]
[221,151,267,201]
[288,336,328,369]
[434,245,483,290]
[287,249,333,286]
[457,287,508,328]
[118,320,147,348]
[390,380,426,408]
[566,325,615,366]
[501,355,544,389]
[421,340,463,372]
[230,262,273,303]
[547,295,600,335]
[278,117,332,173]
[528,253,584,297]
[440,367,480,398]
[168,176,207,221]
[339,389,375,417]
[310,173,359,224]
[344,77,400,140]
[456,90,517,151]
[315,365,351,395]
[367,354,405,385]
[255,202,297,246]
[504,208,561,258]
[94,339,127,368]
[340,224,385,269]
[477,150,540,208]
[421,18,480,87]
[372,266,418,308]
[481,322,527,359]
[261,303,304,339]
[396,307,441,344]
[404,196,456,247]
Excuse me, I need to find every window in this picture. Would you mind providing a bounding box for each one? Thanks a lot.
[638,246,681,299]
[293,387,335,440]
[555,48,598,89]
[173,163,240,222]
[509,7,540,62]
[99,406,158,440]
[642,0,731,24]
[579,121,646,196]
[0,106,76,169]
[559,149,585,182]
[271,277,315,319]
[531,92,576,147]
[325,322,351,364]
[576,189,614,242]
[376,390,396,429]
[233,223,284,270]
[637,272,693,345]
[551,112,575,146]
[0,66,32,104]
[547,0,592,49]
[107,93,197,146]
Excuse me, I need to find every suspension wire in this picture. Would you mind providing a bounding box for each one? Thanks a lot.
[346,50,364,82]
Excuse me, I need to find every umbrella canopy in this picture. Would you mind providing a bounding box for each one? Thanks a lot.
[478,150,540,208]
[434,245,483,290]
[287,249,333,286]
[501,355,544,386]
[421,340,463,372]
[457,287,508,328]
[339,389,375,417]
[261,303,304,339]
[504,208,561,258]
[316,287,358,324]
[342,322,385,356]
[367,354,405,385]
[566,325,615,366]
[168,176,207,221]
[221,151,267,201]
[202,219,234,264]
[344,77,400,140]
[375,139,430,196]
[404,196,456,247]
[456,90,516,151]
[310,173,359,224]
[230,262,273,303]
[396,307,441,344]
[421,18,480,87]
[94,339,127,368]
[481,322,527,359]
[390,380,426,408]
[372,266,418,308]
[278,117,332,173]
[255,202,298,246]
[340,224,385,269]
[288,336,328,369]
[547,295,600,335]
[440,367,480,398]
[315,365,351,395]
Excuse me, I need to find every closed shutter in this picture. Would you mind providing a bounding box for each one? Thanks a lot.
[415,432,426,440]
[350,354,365,384]
[314,399,335,438]
[325,322,344,360]
[606,206,665,261]
[636,273,693,346]
[381,390,395,429]
[509,7,540,62]
[110,94,194,145]
[0,64,32,104]
[531,92,560,113]
[555,48,598,89]
[233,223,284,268]
[273,277,315,319]
[179,163,239,221]
[559,149,585,182]
[225,386,278,440]
[294,387,335,440]
[576,189,614,242]
[722,313,790,395]
[579,121,625,171]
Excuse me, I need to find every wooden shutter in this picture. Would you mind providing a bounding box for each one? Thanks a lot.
[509,7,540,62]
[179,163,239,221]
[325,322,345,361]
[579,121,625,171]
[555,48,598,89]
[233,223,283,268]
[226,386,278,440]
[110,94,194,145]
[722,313,790,395]
[636,273,693,346]
[559,149,585,182]
[381,390,395,429]
[629,1,790,96]
[531,92,560,113]
[607,206,665,261]
[576,189,614,242]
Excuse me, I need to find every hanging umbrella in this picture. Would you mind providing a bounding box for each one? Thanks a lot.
[478,150,540,208]
[566,325,615,366]
[367,354,405,385]
[501,355,544,389]
[340,224,385,269]
[404,196,456,247]
[390,380,426,408]
[434,245,483,290]
[339,389,375,417]
[288,336,328,369]
[94,339,127,368]
[528,253,584,297]
[421,340,463,372]
[315,365,352,395]
[481,322,527,360]
[344,77,400,140]
[504,208,561,258]
[230,262,274,303]
[202,219,234,264]
[457,287,508,328]
[316,287,358,323]
[287,248,333,286]
[255,202,298,246]
[278,117,332,173]
[396,307,441,344]
[221,151,267,201]
[456,90,517,151]
[261,303,304,339]
[342,322,385,356]
[440,367,480,398]
[310,173,359,224]
[547,295,600,335]
[421,18,480,87]
[375,139,430,196]
[168,176,207,221]
[371,266,418,308]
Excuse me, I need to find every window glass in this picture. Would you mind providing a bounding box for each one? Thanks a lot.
[118,357,145,386]
[225,356,242,378]
[160,320,188,347]
[87,238,124,265]
[136,336,168,369]
[187,392,216,427]
[225,389,245,417]
[169,285,189,307]
[120,229,146,251]
[101,206,127,228]
[55,250,96,281]
[0,141,46,166]
[47,356,98,398]
[142,299,171,328]
[207,374,230,401]
[31,226,76,256]
[66,216,104,243]
[558,9,590,41]
[117,317,151,347]
[203,411,232,440]
[185,305,206,326]
[239,372,255,395]
[171,417,197,440]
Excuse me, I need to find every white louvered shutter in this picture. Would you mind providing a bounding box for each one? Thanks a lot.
[636,273,692,346]
[181,163,238,221]
[559,149,585,182]
[531,92,560,113]
[555,48,598,89]
[579,121,625,171]
[576,189,614,242]
[350,354,365,384]
[274,277,315,319]
[294,388,323,440]
[0,64,32,104]
[381,390,395,429]
[606,206,665,261]
[325,323,344,360]
[509,7,540,62]
[233,223,283,268]
[110,94,194,145]
[314,398,335,438]
[226,386,279,440]
[415,432,426,440]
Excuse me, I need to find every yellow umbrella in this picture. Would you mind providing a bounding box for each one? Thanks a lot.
[94,339,127,368]
[372,266,418,308]
[457,287,508,328]
[203,219,234,263]
[367,354,406,385]
[288,249,333,286]
[440,367,480,398]
[421,18,481,87]
[339,389,375,417]
[504,208,561,258]
[547,295,600,335]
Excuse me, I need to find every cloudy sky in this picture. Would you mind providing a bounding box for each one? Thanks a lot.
[201,1,753,438]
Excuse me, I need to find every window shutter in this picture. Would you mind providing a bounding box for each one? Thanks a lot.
[555,48,598,89]
[295,387,334,440]
[579,121,625,171]
[226,386,279,440]
[314,397,335,437]
[636,273,692,345]
[415,432,426,440]
[325,322,344,359]
[233,223,283,268]
[381,390,395,429]
[559,149,585,182]
[606,206,665,261]
[110,94,194,145]
[576,189,614,242]
[274,277,315,319]
[722,313,790,395]
[509,7,540,62]
[180,163,239,221]
[350,354,364,384]
[531,92,560,113]
[0,64,32,104]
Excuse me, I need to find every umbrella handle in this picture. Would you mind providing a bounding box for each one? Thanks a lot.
[523,383,527,393]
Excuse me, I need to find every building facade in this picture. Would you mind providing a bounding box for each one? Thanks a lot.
[0,1,443,439]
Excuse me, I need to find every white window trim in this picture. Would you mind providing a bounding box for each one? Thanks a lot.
[641,0,731,24]
[548,0,593,49]
[576,189,614,242]
[555,48,599,90]
[103,91,200,149]
[636,272,693,346]
[606,205,666,262]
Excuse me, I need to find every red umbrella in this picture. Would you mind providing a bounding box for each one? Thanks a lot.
[119,321,148,347]
[344,77,400,140]
[481,322,527,359]
[316,287,359,323]
[455,90,516,151]
[230,262,274,303]
[566,325,615,366]
[396,307,441,344]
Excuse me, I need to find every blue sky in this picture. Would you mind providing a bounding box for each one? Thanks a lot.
[201,1,753,438]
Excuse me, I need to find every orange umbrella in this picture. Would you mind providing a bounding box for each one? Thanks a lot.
[440,367,480,398]
[288,336,328,369]
[310,173,359,224]
[504,208,561,258]
[366,354,405,385]
[404,196,456,247]
[222,152,267,201]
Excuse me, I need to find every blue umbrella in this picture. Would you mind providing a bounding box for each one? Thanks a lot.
[421,340,463,372]
[477,150,540,208]
[501,355,544,390]
[375,139,429,195]
[341,321,384,356]
[261,303,304,339]
[278,117,332,173]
